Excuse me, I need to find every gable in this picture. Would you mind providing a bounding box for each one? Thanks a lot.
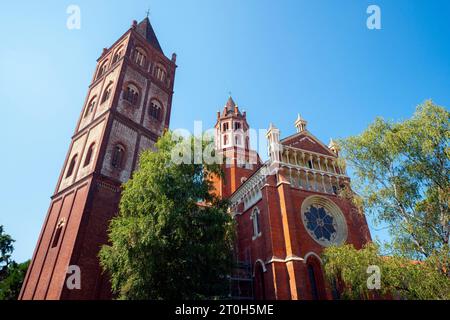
[281,132,335,156]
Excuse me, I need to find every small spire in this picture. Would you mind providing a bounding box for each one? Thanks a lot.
[226,96,236,109]
[294,113,307,132]
[329,138,340,155]
[136,17,163,54]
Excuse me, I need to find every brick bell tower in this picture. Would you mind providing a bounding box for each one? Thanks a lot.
[19,17,176,300]
[212,97,261,199]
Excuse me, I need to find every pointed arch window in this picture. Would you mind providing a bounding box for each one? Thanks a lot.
[134,48,147,67]
[111,144,125,169]
[101,83,113,104]
[84,96,97,118]
[222,122,229,131]
[97,60,109,79]
[223,134,229,145]
[234,122,241,130]
[251,207,261,239]
[153,64,167,82]
[83,143,96,167]
[66,154,78,178]
[307,264,319,300]
[112,47,123,64]
[149,100,162,120]
[123,85,139,105]
[51,218,66,248]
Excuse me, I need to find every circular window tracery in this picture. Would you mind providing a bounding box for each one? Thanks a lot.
[301,196,347,247]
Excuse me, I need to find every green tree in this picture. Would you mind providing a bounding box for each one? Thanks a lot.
[338,101,449,261]
[99,131,235,300]
[0,225,29,300]
[0,260,30,300]
[323,244,450,300]
[0,225,15,281]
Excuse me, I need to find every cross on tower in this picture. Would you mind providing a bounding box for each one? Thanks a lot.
[146,9,150,18]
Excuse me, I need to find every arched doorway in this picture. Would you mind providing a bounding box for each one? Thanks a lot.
[305,254,327,300]
[253,260,266,300]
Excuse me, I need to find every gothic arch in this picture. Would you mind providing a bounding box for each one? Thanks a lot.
[111,143,127,169]
[252,258,267,276]
[101,81,114,104]
[84,95,97,118]
[304,252,327,300]
[97,59,109,79]
[148,97,164,121]
[253,259,267,300]
[112,45,124,63]
[303,251,323,264]
[122,81,141,106]
[132,46,148,68]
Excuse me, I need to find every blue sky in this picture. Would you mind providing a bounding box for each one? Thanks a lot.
[0,0,449,262]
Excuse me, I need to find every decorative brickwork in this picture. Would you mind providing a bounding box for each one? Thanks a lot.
[20,17,176,300]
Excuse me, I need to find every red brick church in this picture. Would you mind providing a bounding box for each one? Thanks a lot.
[19,17,371,300]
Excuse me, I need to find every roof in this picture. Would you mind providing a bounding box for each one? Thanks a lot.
[281,130,336,157]
[136,17,163,54]
[222,96,242,116]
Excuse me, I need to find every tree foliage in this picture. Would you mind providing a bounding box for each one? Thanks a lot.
[323,244,450,300]
[338,101,449,260]
[99,131,235,300]
[0,225,29,300]
[0,225,15,277]
[0,260,30,300]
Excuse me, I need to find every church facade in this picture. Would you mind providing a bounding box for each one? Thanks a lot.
[19,17,371,300]
[213,98,372,300]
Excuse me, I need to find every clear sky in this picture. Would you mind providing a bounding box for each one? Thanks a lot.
[0,0,449,262]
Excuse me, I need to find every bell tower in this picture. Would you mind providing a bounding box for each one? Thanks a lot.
[212,97,261,199]
[19,17,176,300]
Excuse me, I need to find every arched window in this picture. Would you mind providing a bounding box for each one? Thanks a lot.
[84,96,96,118]
[154,64,166,82]
[149,100,162,120]
[111,144,125,169]
[223,135,229,145]
[97,60,109,79]
[101,83,113,104]
[51,218,65,248]
[307,264,319,300]
[83,143,95,167]
[66,154,78,178]
[134,48,146,67]
[112,47,123,64]
[223,122,229,131]
[234,122,241,130]
[308,159,313,169]
[123,85,139,105]
[305,255,327,300]
[251,207,261,239]
[254,261,266,300]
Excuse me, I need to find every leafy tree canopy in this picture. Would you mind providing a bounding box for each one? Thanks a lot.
[0,260,30,300]
[99,131,235,300]
[323,244,450,300]
[0,225,15,280]
[0,225,29,300]
[338,101,449,260]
